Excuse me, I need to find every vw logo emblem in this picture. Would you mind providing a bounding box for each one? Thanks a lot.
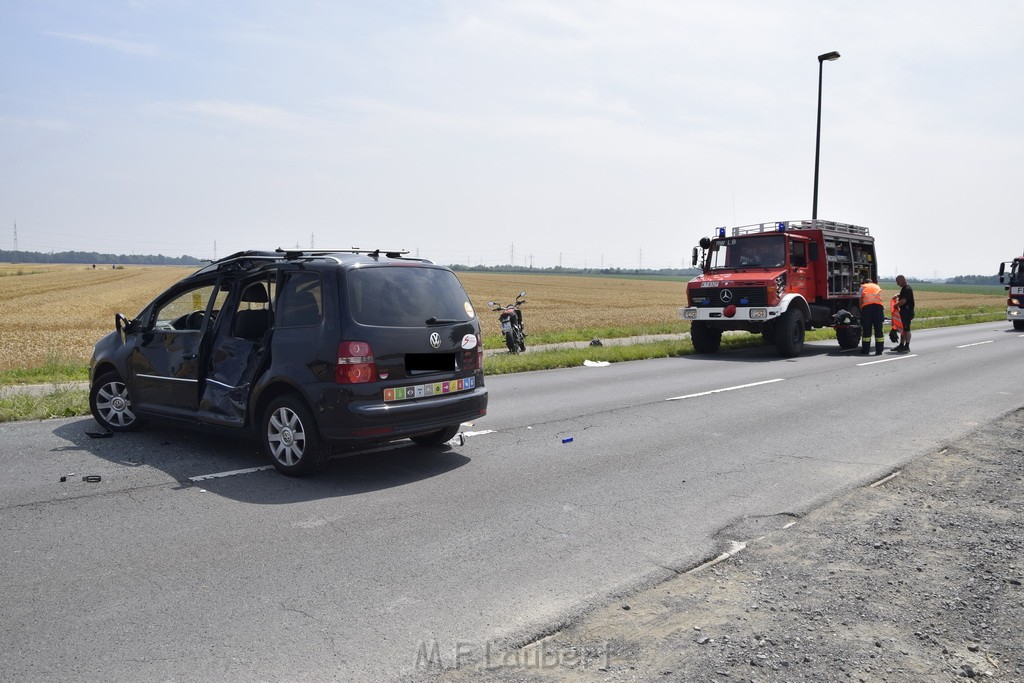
[429,332,441,349]
[719,289,733,303]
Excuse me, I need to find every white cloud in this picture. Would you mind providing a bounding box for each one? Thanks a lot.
[45,31,159,56]
[0,116,76,132]
[152,100,330,133]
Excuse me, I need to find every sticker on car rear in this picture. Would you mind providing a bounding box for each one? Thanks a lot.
[384,376,476,402]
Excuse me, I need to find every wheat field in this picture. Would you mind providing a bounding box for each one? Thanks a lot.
[0,264,192,371]
[0,264,1007,372]
[458,272,687,336]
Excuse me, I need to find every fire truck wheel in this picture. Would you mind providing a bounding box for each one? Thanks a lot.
[774,311,805,357]
[690,322,722,353]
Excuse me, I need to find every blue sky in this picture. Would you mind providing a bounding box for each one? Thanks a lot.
[2,1,1022,277]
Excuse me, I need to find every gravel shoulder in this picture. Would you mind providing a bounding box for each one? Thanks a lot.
[413,407,1024,682]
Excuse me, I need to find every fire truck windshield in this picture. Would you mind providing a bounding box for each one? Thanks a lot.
[709,235,786,270]
[1011,260,1024,286]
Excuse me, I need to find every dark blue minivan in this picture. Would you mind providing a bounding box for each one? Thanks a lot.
[89,249,487,475]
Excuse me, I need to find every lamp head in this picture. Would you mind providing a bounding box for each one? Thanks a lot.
[818,51,841,62]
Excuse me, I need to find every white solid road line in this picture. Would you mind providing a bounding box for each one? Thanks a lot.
[956,340,994,348]
[666,378,784,401]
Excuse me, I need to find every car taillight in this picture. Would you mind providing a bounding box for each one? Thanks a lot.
[337,341,376,384]
[458,333,482,371]
[461,345,484,371]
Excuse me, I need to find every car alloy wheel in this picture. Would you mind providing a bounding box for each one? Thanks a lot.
[90,372,141,431]
[262,395,331,476]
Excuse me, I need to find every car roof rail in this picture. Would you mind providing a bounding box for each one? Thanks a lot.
[192,250,283,275]
[274,248,429,262]
[196,248,434,276]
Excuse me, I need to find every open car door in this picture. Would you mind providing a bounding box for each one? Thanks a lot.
[198,277,275,428]
[128,277,225,420]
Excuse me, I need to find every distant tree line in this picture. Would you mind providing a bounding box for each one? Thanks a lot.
[945,274,1001,286]
[449,264,701,277]
[0,250,1000,283]
[0,250,204,266]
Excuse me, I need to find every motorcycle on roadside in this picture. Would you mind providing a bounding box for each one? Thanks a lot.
[487,292,527,353]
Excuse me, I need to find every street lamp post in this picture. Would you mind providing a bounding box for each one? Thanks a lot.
[812,50,841,221]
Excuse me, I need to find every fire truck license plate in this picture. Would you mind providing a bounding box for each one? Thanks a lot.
[700,282,720,288]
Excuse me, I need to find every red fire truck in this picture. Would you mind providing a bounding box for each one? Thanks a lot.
[998,254,1024,330]
[681,219,877,357]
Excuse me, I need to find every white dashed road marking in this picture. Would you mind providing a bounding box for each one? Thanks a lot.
[666,378,784,401]
[857,354,917,366]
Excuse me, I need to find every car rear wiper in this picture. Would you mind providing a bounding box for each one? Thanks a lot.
[425,317,459,325]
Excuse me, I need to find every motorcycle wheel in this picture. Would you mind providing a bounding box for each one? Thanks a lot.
[505,330,519,353]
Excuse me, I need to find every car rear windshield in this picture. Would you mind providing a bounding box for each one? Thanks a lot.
[346,265,475,327]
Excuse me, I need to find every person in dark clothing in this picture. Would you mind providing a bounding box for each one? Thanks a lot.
[894,274,915,352]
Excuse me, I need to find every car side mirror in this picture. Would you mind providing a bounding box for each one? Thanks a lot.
[115,313,138,335]
[691,247,699,267]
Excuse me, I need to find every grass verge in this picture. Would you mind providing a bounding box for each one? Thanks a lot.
[0,355,90,386]
[482,322,689,349]
[0,386,89,422]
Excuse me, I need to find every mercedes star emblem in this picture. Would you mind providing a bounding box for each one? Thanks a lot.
[720,289,733,303]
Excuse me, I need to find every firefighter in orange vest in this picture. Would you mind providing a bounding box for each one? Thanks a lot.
[859,277,885,355]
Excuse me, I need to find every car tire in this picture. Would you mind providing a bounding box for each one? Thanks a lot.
[835,325,862,349]
[775,310,805,357]
[411,425,461,447]
[89,371,144,432]
[262,395,331,476]
[1014,320,1024,331]
[690,322,722,353]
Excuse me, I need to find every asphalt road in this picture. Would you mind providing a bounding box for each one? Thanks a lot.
[1,322,1022,682]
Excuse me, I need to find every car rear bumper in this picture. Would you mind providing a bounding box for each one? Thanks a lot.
[314,386,488,443]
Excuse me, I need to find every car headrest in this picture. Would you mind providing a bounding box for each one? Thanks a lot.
[241,283,269,304]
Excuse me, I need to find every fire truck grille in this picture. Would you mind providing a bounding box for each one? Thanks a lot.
[691,287,769,307]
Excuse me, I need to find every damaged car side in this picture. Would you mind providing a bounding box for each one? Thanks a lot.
[89,249,488,475]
